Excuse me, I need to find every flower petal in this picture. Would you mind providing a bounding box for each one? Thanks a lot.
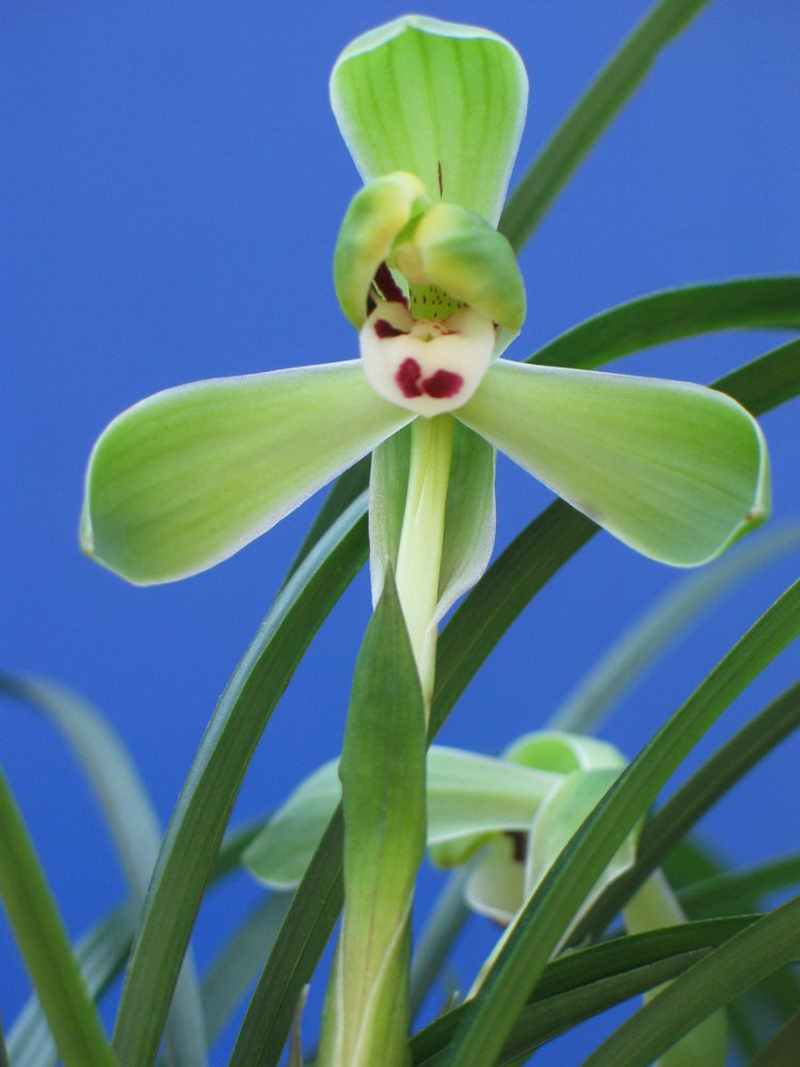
[81,361,411,584]
[330,16,528,224]
[369,421,497,625]
[457,360,770,567]
[464,835,525,927]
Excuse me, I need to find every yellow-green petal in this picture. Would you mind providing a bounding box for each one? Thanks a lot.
[81,361,411,585]
[331,15,527,224]
[398,202,526,330]
[334,171,428,328]
[457,361,770,567]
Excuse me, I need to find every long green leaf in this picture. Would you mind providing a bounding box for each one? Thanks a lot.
[229,809,344,1066]
[583,895,800,1067]
[201,893,292,1046]
[715,337,800,411]
[527,281,800,370]
[680,854,800,918]
[8,819,267,1067]
[410,869,472,1019]
[0,770,117,1067]
[111,495,368,1067]
[751,1009,800,1066]
[231,344,800,1063]
[437,582,800,1067]
[499,0,712,250]
[572,679,800,940]
[551,522,800,733]
[411,916,755,1064]
[0,674,206,1067]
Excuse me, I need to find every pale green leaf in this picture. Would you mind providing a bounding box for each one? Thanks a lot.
[458,359,769,567]
[504,730,625,774]
[331,16,527,224]
[82,361,409,584]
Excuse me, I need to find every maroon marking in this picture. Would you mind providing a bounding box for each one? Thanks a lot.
[374,262,408,307]
[374,318,405,338]
[366,292,376,316]
[437,161,443,197]
[506,831,527,863]
[396,358,423,397]
[421,369,463,399]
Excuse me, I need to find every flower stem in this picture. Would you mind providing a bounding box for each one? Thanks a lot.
[394,414,455,707]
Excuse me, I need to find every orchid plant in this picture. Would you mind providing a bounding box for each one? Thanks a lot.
[2,5,800,1067]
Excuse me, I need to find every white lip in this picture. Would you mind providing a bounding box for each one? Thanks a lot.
[359,301,496,417]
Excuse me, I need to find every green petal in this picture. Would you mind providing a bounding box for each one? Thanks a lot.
[245,746,559,889]
[334,171,429,328]
[525,768,637,915]
[464,835,525,926]
[504,730,626,775]
[457,360,770,568]
[81,361,411,584]
[331,16,528,224]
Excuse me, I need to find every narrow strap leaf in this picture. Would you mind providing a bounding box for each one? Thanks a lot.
[551,521,800,733]
[8,822,263,1067]
[679,854,800,918]
[436,581,800,1067]
[527,280,800,370]
[111,497,367,1067]
[582,895,800,1067]
[499,0,712,250]
[410,869,472,1019]
[411,917,755,1065]
[201,893,292,1046]
[229,809,344,1066]
[572,679,800,940]
[0,674,206,1067]
[750,1008,800,1067]
[0,770,117,1067]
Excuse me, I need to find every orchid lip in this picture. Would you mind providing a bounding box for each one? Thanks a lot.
[359,300,495,417]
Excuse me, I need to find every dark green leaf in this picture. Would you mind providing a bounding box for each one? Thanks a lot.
[583,895,800,1067]
[526,280,800,370]
[411,917,755,1065]
[111,496,368,1067]
[500,0,714,250]
[572,679,800,940]
[437,582,800,1067]
[0,770,117,1067]
[0,674,205,1067]
[680,854,800,918]
[751,1008,800,1066]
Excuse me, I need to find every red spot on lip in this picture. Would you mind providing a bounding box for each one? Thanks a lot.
[374,318,405,338]
[422,369,463,398]
[396,358,423,397]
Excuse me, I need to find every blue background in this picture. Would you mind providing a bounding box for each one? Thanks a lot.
[3,1,798,1062]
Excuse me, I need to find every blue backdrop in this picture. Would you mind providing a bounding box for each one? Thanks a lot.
[3,1,798,1062]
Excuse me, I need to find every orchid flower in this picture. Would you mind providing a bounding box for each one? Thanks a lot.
[80,14,769,616]
[247,729,727,1066]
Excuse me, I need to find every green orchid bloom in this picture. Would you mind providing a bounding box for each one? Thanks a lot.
[248,729,727,1067]
[80,15,768,592]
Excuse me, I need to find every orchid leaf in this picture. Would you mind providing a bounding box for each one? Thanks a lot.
[458,359,769,567]
[82,361,409,584]
[583,895,800,1067]
[0,771,117,1067]
[0,675,206,1067]
[111,498,367,1067]
[245,746,558,888]
[439,580,800,1067]
[528,279,800,370]
[331,16,527,224]
[500,0,714,250]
